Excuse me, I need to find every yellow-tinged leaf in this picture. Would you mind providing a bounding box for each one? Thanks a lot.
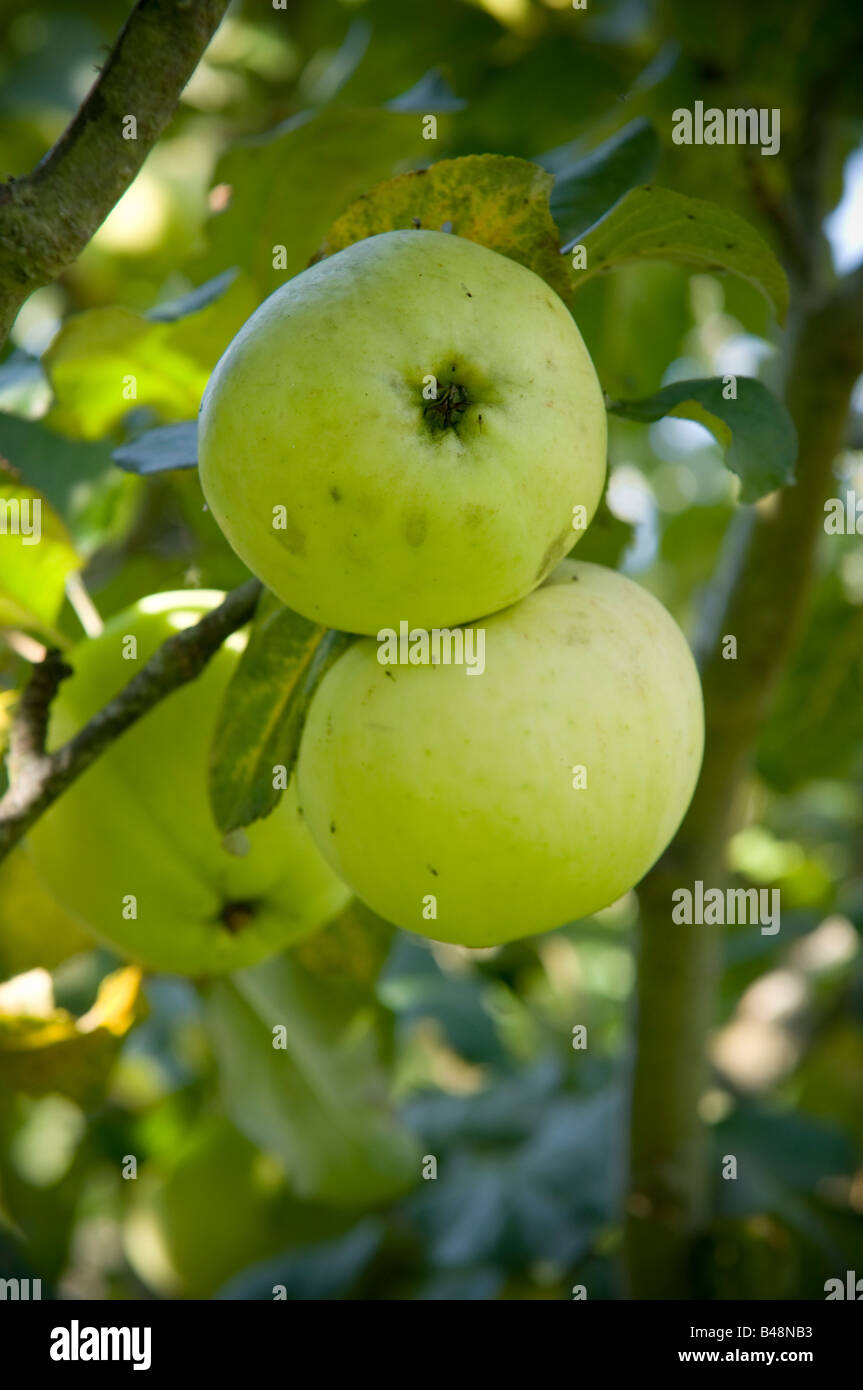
[0,965,145,1106]
[321,154,573,302]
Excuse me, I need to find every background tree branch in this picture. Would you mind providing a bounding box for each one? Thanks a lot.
[624,231,863,1294]
[0,0,229,348]
[0,579,262,862]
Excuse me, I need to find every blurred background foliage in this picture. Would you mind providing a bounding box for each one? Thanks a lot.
[1,0,862,1300]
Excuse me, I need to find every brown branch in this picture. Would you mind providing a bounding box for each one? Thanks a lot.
[6,650,72,773]
[0,0,229,347]
[0,580,262,861]
[624,261,863,1298]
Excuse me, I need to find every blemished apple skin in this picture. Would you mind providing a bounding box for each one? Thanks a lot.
[29,593,349,976]
[198,229,607,635]
[296,561,704,947]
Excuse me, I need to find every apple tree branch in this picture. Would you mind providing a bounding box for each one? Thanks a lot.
[624,232,863,1294]
[0,0,229,348]
[0,579,262,862]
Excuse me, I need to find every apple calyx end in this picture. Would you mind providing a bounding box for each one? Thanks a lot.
[219,901,257,934]
[423,379,470,433]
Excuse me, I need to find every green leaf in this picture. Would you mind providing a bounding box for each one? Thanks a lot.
[571,185,789,323]
[386,68,466,113]
[606,377,797,502]
[757,575,863,791]
[573,262,693,400]
[146,269,239,323]
[205,952,419,1207]
[216,1221,384,1301]
[0,464,80,640]
[199,107,427,296]
[550,118,659,250]
[321,153,573,302]
[42,273,258,440]
[0,413,115,536]
[209,589,355,834]
[113,423,198,475]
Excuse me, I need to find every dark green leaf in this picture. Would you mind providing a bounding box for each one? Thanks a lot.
[0,413,114,531]
[386,68,466,112]
[607,376,797,502]
[216,1221,384,1300]
[209,589,355,834]
[758,575,863,790]
[147,269,239,324]
[112,422,198,475]
[550,118,659,250]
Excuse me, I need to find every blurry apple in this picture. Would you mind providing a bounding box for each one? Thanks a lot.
[296,561,704,945]
[124,1116,351,1298]
[198,229,606,635]
[29,592,349,975]
[0,845,92,979]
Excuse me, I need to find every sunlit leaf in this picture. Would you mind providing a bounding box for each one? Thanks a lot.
[0,965,144,1107]
[0,464,80,640]
[199,107,427,295]
[42,273,258,440]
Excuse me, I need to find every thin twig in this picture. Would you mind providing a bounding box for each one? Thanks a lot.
[0,579,262,861]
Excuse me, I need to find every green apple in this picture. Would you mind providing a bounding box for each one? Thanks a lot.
[0,845,92,979]
[296,560,704,946]
[198,229,606,635]
[29,592,349,975]
[125,1115,351,1298]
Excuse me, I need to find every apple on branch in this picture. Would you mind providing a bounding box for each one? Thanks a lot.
[198,229,607,635]
[296,561,704,946]
[29,593,350,976]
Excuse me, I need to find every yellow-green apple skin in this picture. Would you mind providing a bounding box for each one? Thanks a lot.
[198,229,607,635]
[296,561,704,946]
[28,593,349,975]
